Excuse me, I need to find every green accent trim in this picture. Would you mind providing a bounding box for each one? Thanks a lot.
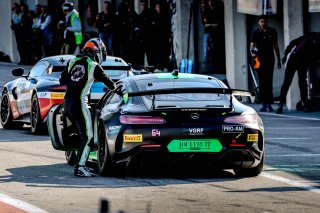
[167,139,222,153]
[78,61,94,164]
[89,151,97,160]
[155,73,194,79]
[123,93,129,104]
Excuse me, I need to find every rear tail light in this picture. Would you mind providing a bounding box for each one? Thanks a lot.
[140,144,162,148]
[119,115,166,124]
[224,113,257,124]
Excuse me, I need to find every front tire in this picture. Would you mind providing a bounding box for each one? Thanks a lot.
[97,121,112,176]
[234,154,264,177]
[31,93,45,134]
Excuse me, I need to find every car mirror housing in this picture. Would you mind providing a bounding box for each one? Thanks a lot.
[12,67,24,77]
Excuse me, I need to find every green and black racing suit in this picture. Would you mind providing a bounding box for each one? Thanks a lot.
[59,55,116,168]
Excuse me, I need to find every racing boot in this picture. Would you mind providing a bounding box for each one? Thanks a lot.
[276,103,283,114]
[302,100,312,113]
[74,166,96,177]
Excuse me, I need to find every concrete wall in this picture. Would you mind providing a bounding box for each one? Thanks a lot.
[174,0,194,66]
[283,0,303,110]
[0,1,18,63]
[224,0,248,90]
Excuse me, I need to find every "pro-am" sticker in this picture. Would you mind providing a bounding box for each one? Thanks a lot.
[222,125,244,133]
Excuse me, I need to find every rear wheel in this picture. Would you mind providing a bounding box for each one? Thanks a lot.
[65,151,77,166]
[1,90,23,129]
[97,121,112,176]
[31,93,46,134]
[234,154,264,177]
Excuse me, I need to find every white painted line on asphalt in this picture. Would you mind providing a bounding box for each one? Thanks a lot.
[259,112,320,121]
[262,172,320,194]
[0,192,48,213]
[267,154,320,157]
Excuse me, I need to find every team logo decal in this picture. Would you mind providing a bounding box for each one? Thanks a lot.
[70,64,85,82]
[191,113,199,119]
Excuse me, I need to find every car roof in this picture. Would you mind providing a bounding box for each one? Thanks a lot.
[39,55,127,67]
[102,56,128,66]
[40,55,75,66]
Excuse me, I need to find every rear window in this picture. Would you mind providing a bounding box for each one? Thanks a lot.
[136,79,229,108]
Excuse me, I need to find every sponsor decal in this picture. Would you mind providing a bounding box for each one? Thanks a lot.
[123,134,143,142]
[50,92,65,99]
[181,109,207,111]
[152,129,161,136]
[188,128,204,136]
[247,134,258,142]
[222,125,244,133]
[38,92,48,98]
[108,125,121,134]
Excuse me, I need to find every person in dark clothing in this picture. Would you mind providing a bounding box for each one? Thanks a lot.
[59,38,117,177]
[113,1,130,60]
[140,0,153,66]
[127,2,144,66]
[95,1,114,55]
[250,15,281,112]
[11,3,23,64]
[28,10,42,63]
[36,5,55,57]
[19,4,33,64]
[276,32,320,114]
[150,1,170,70]
[202,0,225,70]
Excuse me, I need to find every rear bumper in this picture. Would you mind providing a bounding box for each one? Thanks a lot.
[111,146,262,170]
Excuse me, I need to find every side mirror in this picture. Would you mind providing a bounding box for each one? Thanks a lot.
[12,67,24,77]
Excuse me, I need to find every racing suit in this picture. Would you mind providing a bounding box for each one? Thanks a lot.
[59,55,116,169]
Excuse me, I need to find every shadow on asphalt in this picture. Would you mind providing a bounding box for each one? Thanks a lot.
[0,163,244,189]
[0,125,49,142]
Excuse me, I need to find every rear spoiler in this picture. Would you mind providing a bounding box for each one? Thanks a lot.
[102,65,131,70]
[126,88,255,111]
[127,88,254,97]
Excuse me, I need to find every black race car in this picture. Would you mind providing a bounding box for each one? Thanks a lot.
[48,72,264,177]
[0,55,133,134]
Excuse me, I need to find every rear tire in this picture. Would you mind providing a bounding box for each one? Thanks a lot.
[65,151,77,166]
[31,93,46,134]
[97,121,112,176]
[1,90,23,129]
[234,154,264,177]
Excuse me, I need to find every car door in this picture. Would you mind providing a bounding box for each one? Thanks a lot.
[15,61,50,116]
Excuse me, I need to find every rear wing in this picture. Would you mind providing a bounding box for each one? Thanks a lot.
[126,88,255,111]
